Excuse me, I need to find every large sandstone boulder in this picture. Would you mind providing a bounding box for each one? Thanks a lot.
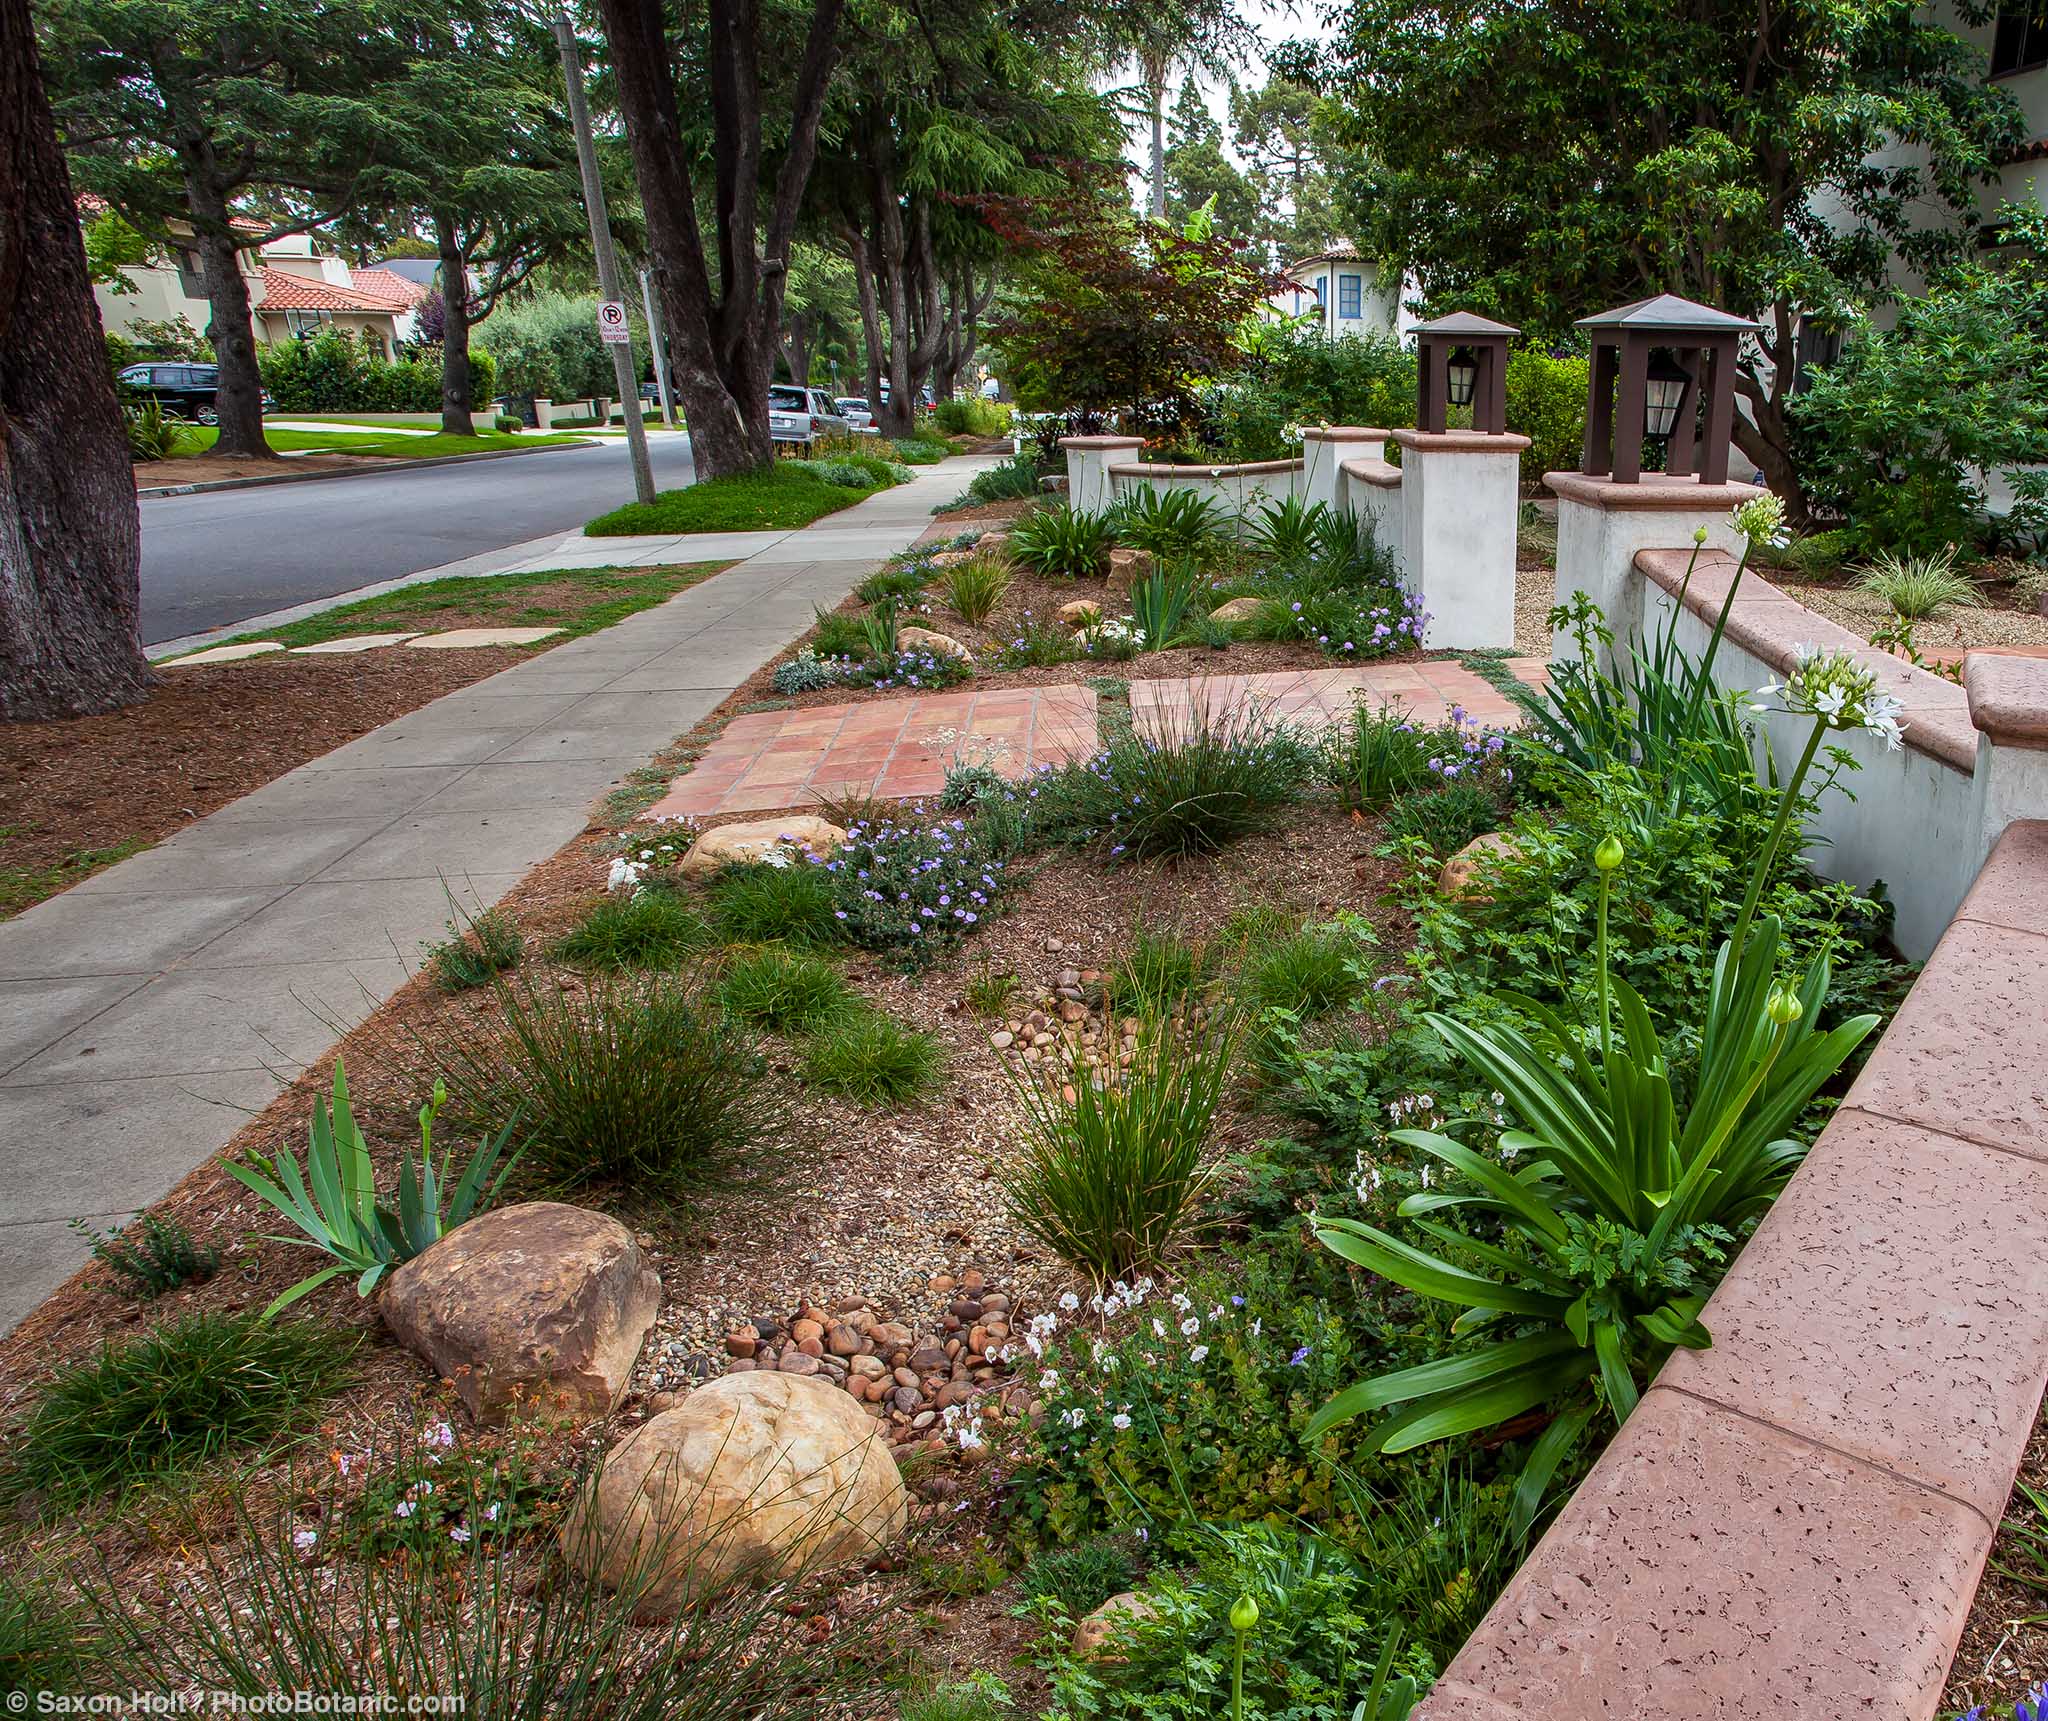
[559,1372,907,1612]
[928,549,974,568]
[1208,595,1267,626]
[1105,547,1153,594]
[1072,1591,1157,1661]
[381,1202,660,1422]
[1437,830,1522,903]
[1057,598,1102,627]
[676,815,846,880]
[897,625,974,662]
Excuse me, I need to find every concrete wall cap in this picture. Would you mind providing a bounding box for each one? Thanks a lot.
[1339,456,1402,489]
[1966,652,2048,750]
[1057,435,1147,450]
[1392,427,1531,454]
[1546,469,1764,510]
[1299,425,1389,443]
[1109,459,1302,478]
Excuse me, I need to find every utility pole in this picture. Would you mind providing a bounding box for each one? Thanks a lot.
[640,265,676,428]
[554,9,655,506]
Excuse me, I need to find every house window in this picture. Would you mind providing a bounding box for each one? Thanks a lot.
[1991,3,2048,76]
[1337,274,1362,319]
[1792,317,1842,395]
[1310,275,1326,306]
[284,310,332,339]
[173,246,207,299]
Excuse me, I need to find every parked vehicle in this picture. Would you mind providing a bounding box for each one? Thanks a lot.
[836,397,878,432]
[769,385,853,452]
[115,362,272,425]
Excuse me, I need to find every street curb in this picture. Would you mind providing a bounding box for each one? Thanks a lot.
[135,437,603,499]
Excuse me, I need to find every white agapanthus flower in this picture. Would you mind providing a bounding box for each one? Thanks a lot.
[1730,492,1790,550]
[1755,645,1907,751]
[606,855,645,893]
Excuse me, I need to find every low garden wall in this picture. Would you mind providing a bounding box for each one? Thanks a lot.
[1104,457,1302,518]
[1416,814,2048,1720]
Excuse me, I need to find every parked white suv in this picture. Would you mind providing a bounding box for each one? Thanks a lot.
[836,397,878,432]
[769,385,852,452]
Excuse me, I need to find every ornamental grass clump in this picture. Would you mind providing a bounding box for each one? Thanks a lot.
[436,965,788,1202]
[707,860,840,945]
[941,552,1012,624]
[1322,703,1431,810]
[716,946,852,1032]
[554,888,714,970]
[1004,1013,1239,1281]
[800,1006,944,1105]
[1854,544,1982,619]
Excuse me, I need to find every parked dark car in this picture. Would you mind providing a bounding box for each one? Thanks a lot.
[116,362,272,424]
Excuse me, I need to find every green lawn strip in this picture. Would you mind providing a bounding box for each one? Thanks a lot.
[0,832,151,918]
[185,429,596,458]
[195,563,732,654]
[586,466,884,536]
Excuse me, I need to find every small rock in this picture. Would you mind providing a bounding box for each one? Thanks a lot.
[910,1410,937,1431]
[826,1324,863,1358]
[908,1345,948,1373]
[727,1357,756,1373]
[890,1386,922,1414]
[778,1352,821,1376]
[990,1030,1014,1049]
[893,1366,920,1389]
[791,1318,824,1344]
[724,1332,758,1359]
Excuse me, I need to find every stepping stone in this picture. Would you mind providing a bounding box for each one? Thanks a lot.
[165,641,285,665]
[289,632,419,654]
[407,627,563,649]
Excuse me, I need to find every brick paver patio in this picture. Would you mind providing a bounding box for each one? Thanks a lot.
[641,685,1101,820]
[644,656,1552,823]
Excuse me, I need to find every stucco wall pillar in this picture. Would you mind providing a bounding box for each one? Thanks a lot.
[1546,472,1761,669]
[1059,436,1145,513]
[1392,429,1530,651]
[1968,655,2048,869]
[1299,426,1386,516]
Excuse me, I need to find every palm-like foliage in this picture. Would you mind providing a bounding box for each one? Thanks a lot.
[1243,493,1329,570]
[1310,914,1877,1527]
[1107,485,1226,559]
[1009,504,1115,578]
[227,1063,518,1317]
[1129,564,1204,648]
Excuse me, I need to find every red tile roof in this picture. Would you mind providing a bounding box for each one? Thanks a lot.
[254,266,412,314]
[347,267,427,306]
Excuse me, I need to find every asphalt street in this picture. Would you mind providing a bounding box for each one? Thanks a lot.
[137,432,697,644]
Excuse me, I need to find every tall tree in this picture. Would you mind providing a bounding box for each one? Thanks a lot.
[1096,0,1251,219]
[1230,72,1338,260]
[1304,0,2026,516]
[591,0,847,478]
[1163,79,1261,244]
[1,0,146,718]
[39,0,410,460]
[371,3,591,435]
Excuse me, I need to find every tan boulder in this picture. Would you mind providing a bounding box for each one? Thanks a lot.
[928,549,974,568]
[1105,547,1154,594]
[1058,598,1103,627]
[1072,1591,1157,1661]
[974,531,1011,550]
[676,814,846,879]
[1437,830,1521,903]
[558,1372,907,1612]
[1209,595,1267,626]
[897,625,974,662]
[381,1202,660,1423]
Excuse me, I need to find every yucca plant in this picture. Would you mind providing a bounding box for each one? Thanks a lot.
[227,1062,519,1316]
[942,552,1012,624]
[1128,564,1205,649]
[1243,494,1329,570]
[1108,486,1226,560]
[1309,842,1879,1529]
[1009,504,1115,578]
[1853,543,1982,619]
[1004,1014,1240,1281]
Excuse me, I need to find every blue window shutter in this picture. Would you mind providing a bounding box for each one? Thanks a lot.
[1338,274,1362,318]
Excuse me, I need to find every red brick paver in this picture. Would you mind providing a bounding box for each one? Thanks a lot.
[640,686,1100,821]
[1128,660,1539,739]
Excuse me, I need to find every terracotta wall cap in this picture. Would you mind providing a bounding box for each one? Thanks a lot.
[1392,427,1532,454]
[1952,819,2048,935]
[1057,435,1147,450]
[1299,425,1389,443]
[1547,470,1764,510]
[1108,459,1302,478]
[1967,653,2048,750]
[1339,456,1402,489]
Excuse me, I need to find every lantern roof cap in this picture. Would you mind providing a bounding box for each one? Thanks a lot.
[1576,293,1757,333]
[1412,310,1519,337]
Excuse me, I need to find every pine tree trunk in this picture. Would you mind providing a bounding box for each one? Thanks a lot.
[1148,75,1168,219]
[0,0,148,718]
[435,216,473,437]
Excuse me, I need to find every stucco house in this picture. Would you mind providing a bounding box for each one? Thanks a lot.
[1269,241,1412,340]
[93,220,429,357]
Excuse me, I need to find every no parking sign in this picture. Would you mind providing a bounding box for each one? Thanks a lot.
[596,300,630,344]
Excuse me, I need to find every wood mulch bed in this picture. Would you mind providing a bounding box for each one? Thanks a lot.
[1945,1420,2048,1713]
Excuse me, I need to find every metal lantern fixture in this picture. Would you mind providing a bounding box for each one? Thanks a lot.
[1413,312,1518,434]
[1444,346,1479,408]
[1574,294,1757,484]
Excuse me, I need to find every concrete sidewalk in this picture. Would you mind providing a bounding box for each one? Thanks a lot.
[0,458,986,1333]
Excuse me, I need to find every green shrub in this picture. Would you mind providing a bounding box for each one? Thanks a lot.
[425,906,522,992]
[1004,1016,1236,1281]
[821,816,1009,967]
[1379,783,1501,858]
[1018,1537,1141,1618]
[717,946,852,1031]
[1107,486,1226,560]
[707,862,840,946]
[1504,347,1590,481]
[957,454,1043,505]
[810,606,870,659]
[258,327,492,414]
[555,889,713,970]
[855,562,931,606]
[1853,544,1983,618]
[1127,565,1205,649]
[1322,704,1432,811]
[1035,702,1316,861]
[70,1212,218,1300]
[0,1314,357,1512]
[473,290,628,401]
[800,1007,944,1105]
[942,552,1012,624]
[124,398,199,461]
[930,397,1011,436]
[894,437,946,465]
[436,967,789,1199]
[0,1572,92,1695]
[770,650,839,694]
[1010,505,1114,578]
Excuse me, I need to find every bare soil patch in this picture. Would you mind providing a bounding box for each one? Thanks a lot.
[134,451,397,489]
